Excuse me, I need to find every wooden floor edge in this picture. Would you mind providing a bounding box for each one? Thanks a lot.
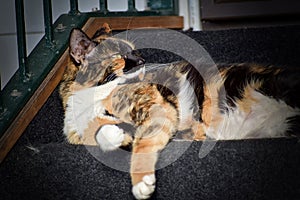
[0,50,69,163]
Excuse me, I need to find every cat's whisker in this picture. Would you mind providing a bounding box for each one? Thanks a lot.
[126,17,134,41]
[131,37,140,46]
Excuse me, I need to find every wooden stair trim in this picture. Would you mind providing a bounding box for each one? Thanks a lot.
[85,16,183,33]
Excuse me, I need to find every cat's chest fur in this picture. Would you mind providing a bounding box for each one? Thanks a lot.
[63,78,120,137]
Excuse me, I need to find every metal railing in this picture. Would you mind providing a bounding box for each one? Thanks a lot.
[0,0,179,137]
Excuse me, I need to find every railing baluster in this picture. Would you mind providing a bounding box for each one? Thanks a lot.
[15,0,28,78]
[99,0,108,13]
[69,0,79,15]
[43,0,54,47]
[128,0,137,11]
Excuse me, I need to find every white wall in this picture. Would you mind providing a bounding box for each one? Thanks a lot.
[0,0,147,89]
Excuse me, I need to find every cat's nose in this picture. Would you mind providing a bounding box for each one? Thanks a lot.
[123,52,145,66]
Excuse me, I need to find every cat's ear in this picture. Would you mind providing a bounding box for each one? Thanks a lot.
[92,23,112,43]
[69,28,96,64]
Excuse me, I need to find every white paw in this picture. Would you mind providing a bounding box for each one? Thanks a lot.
[132,174,156,200]
[96,125,124,151]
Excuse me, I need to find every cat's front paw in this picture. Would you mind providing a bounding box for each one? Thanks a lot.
[96,125,124,151]
[132,174,156,200]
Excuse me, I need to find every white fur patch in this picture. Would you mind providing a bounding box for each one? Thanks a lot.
[177,74,196,129]
[132,174,156,200]
[63,79,120,137]
[205,89,299,140]
[119,66,146,83]
[96,125,125,151]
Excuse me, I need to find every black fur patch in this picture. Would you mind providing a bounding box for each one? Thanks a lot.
[156,84,178,109]
[217,63,300,110]
[261,67,300,108]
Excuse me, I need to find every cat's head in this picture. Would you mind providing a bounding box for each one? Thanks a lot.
[69,23,145,85]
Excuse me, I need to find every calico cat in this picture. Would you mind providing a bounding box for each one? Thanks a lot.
[62,27,300,199]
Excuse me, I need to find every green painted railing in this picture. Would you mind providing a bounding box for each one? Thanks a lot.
[0,0,179,137]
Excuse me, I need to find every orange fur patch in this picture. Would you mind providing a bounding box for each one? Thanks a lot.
[236,82,261,113]
[112,58,126,76]
[192,122,206,140]
[67,131,83,145]
[201,85,212,127]
[93,23,112,42]
[201,82,223,130]
[102,23,112,34]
